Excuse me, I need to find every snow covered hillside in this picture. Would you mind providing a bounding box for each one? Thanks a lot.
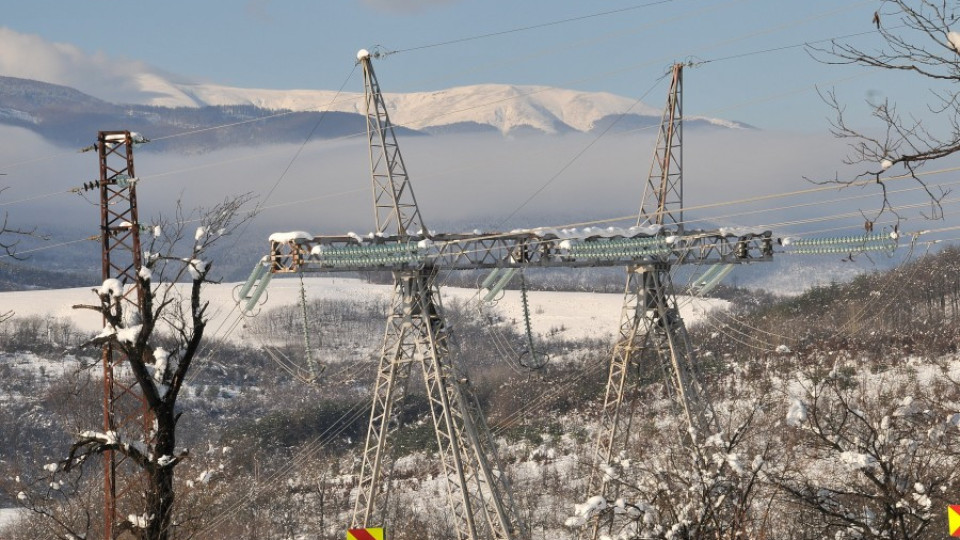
[116,78,748,135]
[169,82,748,134]
[4,248,960,539]
[0,277,728,344]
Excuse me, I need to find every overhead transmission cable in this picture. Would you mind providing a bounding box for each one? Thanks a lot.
[196,320,403,531]
[179,65,359,378]
[192,334,384,530]
[385,0,677,55]
[497,71,670,226]
[399,0,752,91]
[197,398,373,533]
[8,174,960,268]
[0,15,905,216]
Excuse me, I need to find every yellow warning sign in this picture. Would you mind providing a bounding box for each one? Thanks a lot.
[950,505,960,537]
[347,528,384,540]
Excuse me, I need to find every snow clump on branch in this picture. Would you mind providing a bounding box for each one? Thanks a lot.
[98,278,123,298]
[948,31,960,53]
[186,259,206,280]
[565,495,608,528]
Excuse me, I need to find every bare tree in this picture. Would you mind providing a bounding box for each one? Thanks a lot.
[0,180,50,260]
[17,195,252,540]
[565,392,777,539]
[809,0,960,220]
[775,362,960,540]
[0,185,48,321]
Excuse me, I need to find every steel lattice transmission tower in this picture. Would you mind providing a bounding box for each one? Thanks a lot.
[263,56,776,540]
[350,50,525,540]
[96,131,151,539]
[585,63,717,540]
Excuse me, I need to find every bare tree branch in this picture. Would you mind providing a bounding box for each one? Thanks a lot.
[807,0,960,221]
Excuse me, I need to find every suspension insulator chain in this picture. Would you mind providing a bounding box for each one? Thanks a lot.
[299,272,324,381]
[518,270,548,369]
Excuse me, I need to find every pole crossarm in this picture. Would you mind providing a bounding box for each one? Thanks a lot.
[265,228,775,274]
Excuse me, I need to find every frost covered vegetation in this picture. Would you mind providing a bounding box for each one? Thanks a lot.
[1,248,960,539]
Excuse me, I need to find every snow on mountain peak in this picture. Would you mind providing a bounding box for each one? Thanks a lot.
[128,78,743,135]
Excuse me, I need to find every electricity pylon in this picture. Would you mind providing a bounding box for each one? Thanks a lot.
[584,63,716,540]
[351,50,524,540]
[261,54,776,540]
[95,131,150,539]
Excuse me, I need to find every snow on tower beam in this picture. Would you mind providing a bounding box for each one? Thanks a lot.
[265,228,774,274]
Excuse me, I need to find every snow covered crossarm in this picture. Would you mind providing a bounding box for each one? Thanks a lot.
[267,228,775,273]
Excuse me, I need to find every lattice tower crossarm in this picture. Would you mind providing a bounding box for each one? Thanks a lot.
[97,130,149,539]
[266,228,774,274]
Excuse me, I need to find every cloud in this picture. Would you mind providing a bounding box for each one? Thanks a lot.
[360,0,457,14]
[245,0,276,24]
[0,27,189,105]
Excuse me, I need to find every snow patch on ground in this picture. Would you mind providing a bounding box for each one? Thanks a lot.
[0,507,23,530]
[0,277,729,345]
[473,288,728,343]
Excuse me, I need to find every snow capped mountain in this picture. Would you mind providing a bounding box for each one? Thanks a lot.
[142,80,749,135]
[0,74,749,150]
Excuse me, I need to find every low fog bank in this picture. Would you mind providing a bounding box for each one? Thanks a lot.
[0,126,953,287]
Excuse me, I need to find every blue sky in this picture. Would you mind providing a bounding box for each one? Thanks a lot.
[5,0,960,275]
[1,0,916,131]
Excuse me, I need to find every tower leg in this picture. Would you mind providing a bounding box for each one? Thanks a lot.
[585,264,715,540]
[351,274,417,527]
[352,269,523,539]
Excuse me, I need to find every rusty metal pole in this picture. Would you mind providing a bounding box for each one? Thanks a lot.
[97,130,148,539]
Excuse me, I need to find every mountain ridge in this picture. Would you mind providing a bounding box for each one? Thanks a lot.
[0,75,751,150]
[158,80,752,135]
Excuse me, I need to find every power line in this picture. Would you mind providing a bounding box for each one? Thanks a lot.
[229,64,360,243]
[386,0,678,56]
[0,3,893,183]
[498,72,671,226]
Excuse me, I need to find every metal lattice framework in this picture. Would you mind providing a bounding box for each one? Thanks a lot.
[349,51,523,540]
[586,63,714,540]
[363,53,425,239]
[268,229,772,274]
[97,130,150,539]
[260,58,783,540]
[641,64,684,232]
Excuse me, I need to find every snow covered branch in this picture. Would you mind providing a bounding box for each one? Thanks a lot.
[806,0,960,220]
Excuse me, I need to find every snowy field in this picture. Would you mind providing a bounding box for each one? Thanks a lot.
[0,508,21,529]
[0,277,729,344]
